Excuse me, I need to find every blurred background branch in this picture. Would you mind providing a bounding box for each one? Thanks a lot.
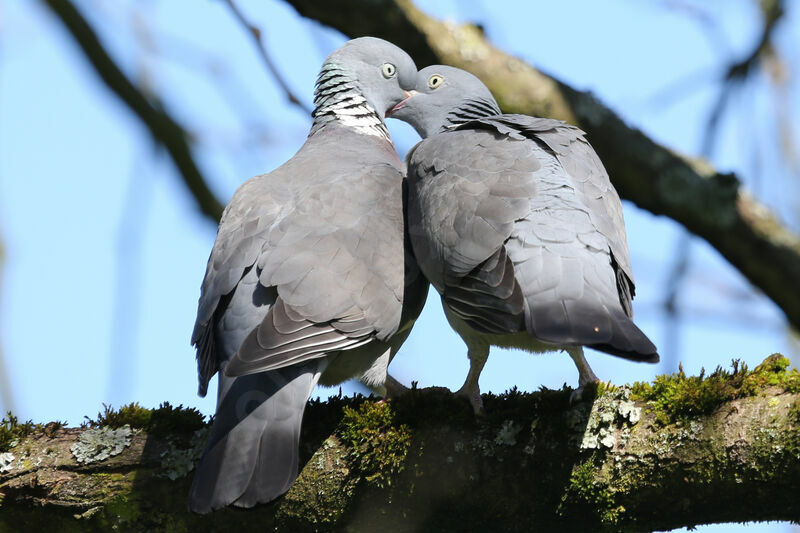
[701,0,785,157]
[41,0,224,224]
[662,0,788,364]
[223,0,312,115]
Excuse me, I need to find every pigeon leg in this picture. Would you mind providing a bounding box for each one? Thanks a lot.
[567,346,599,403]
[455,343,490,415]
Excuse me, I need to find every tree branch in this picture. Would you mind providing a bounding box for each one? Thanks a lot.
[41,0,224,224]
[281,0,800,332]
[223,0,313,115]
[1,355,799,531]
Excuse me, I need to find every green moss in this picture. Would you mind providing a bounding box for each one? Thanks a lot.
[88,403,152,430]
[560,458,624,527]
[86,402,205,446]
[99,493,143,528]
[789,400,800,424]
[85,402,209,480]
[337,401,411,488]
[0,412,37,452]
[147,403,206,440]
[631,354,800,425]
[276,436,357,528]
[742,354,800,394]
[0,414,66,454]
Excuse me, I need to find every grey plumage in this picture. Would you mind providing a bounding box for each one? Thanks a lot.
[390,66,657,412]
[188,37,427,513]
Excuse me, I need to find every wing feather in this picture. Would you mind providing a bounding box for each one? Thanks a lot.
[192,131,409,393]
[409,115,656,361]
[456,115,637,316]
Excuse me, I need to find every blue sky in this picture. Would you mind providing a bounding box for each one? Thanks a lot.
[1,1,798,529]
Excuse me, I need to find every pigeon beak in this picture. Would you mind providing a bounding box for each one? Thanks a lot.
[386,90,418,117]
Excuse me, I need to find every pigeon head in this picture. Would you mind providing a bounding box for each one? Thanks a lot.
[312,37,417,137]
[388,65,501,138]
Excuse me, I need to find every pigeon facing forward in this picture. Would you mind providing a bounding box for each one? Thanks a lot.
[389,65,658,413]
[188,37,427,513]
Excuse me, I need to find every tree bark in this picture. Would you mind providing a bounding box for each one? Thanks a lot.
[2,356,799,532]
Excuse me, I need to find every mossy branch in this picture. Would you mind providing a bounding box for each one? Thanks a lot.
[2,355,799,532]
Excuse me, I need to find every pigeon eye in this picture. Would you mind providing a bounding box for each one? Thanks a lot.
[428,74,444,89]
[381,63,397,78]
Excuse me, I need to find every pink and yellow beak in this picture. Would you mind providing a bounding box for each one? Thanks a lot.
[386,89,418,116]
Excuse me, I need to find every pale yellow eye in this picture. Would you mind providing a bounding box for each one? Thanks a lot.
[382,63,397,78]
[428,74,444,89]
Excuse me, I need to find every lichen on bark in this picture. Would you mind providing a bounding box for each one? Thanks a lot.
[1,355,799,532]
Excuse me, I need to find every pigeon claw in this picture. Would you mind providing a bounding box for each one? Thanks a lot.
[455,384,486,417]
[569,380,601,405]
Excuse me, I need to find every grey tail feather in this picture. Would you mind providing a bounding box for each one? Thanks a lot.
[188,360,325,514]
[194,323,218,398]
[611,254,635,318]
[526,299,658,363]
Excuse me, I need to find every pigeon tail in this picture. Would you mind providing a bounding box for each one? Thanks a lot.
[526,298,659,363]
[188,360,325,513]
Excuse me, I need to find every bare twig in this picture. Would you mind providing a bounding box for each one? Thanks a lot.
[702,0,785,157]
[41,0,224,224]
[636,302,787,332]
[223,0,313,115]
[128,12,277,164]
[645,66,715,110]
[659,0,789,365]
[660,0,731,55]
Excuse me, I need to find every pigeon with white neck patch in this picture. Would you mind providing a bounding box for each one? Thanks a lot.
[188,38,427,513]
